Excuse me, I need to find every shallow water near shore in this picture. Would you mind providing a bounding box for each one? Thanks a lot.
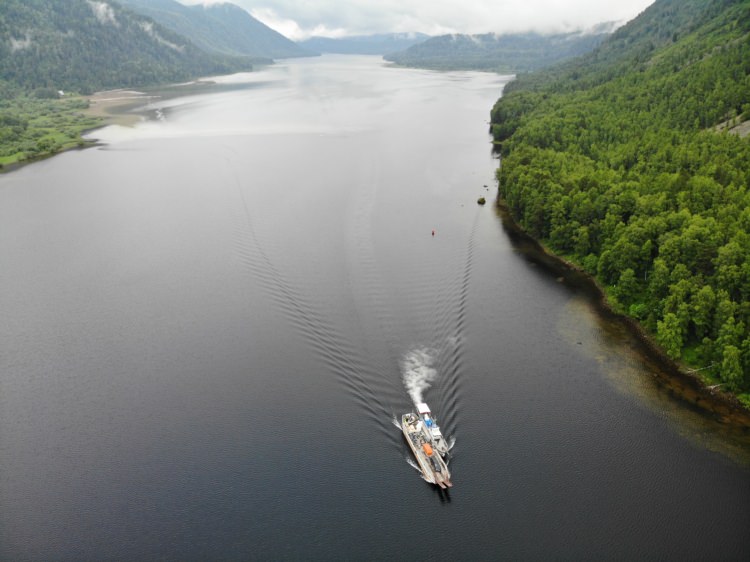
[1,55,748,560]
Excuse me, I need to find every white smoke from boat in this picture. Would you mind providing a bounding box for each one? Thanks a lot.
[401,347,437,405]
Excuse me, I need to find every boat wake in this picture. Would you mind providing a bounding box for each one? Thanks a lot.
[225,142,473,476]
[406,457,435,484]
[405,457,422,473]
[224,149,398,443]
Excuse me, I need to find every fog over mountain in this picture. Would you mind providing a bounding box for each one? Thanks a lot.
[118,0,311,59]
[300,33,429,55]
[180,0,655,40]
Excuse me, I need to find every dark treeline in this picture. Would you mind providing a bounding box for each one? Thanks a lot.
[491,0,750,401]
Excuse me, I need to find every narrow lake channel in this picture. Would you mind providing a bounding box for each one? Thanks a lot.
[1,55,748,560]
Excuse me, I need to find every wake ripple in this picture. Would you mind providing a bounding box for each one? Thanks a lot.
[222,146,479,457]
[224,152,394,440]
[408,211,480,441]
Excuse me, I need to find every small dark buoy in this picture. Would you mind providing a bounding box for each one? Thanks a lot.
[477,197,486,205]
[432,229,435,236]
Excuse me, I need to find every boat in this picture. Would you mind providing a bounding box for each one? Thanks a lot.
[401,403,452,488]
[415,402,450,456]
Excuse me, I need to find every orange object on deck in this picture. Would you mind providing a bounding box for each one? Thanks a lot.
[422,443,433,456]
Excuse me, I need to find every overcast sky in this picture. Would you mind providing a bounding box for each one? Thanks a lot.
[180,1,656,40]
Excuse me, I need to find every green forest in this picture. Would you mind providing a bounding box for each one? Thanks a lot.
[0,0,254,93]
[384,30,610,73]
[491,0,750,403]
[0,91,100,168]
[0,0,257,168]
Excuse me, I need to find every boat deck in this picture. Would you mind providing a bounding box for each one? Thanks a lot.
[402,414,452,488]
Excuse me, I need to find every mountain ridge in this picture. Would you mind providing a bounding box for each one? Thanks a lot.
[299,33,429,55]
[0,0,254,93]
[116,0,313,60]
[384,29,612,73]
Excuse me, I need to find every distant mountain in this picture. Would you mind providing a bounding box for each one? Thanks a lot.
[117,0,313,60]
[503,2,720,93]
[299,33,429,55]
[0,0,253,92]
[384,30,612,73]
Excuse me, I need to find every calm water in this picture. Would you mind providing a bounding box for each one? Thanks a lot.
[1,55,748,561]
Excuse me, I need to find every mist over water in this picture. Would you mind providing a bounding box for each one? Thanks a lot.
[1,56,748,560]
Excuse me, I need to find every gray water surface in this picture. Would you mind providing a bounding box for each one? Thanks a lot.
[1,55,748,561]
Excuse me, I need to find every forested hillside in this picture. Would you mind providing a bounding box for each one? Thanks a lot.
[384,29,612,72]
[117,0,311,60]
[300,33,429,55]
[490,0,750,401]
[0,0,254,93]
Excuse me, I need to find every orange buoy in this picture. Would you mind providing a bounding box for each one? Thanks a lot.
[422,443,433,456]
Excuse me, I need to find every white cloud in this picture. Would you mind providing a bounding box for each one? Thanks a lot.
[10,33,33,52]
[139,21,185,52]
[179,0,655,40]
[87,1,119,27]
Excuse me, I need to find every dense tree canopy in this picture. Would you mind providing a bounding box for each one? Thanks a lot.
[491,0,750,401]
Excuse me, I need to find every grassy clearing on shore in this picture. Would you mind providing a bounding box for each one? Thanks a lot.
[0,94,102,170]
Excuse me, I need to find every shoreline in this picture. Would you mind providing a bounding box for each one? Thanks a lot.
[4,76,747,427]
[0,90,152,175]
[0,77,260,175]
[494,197,750,428]
[1,77,274,175]
[83,89,156,127]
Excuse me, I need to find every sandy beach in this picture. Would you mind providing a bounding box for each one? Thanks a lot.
[84,89,157,126]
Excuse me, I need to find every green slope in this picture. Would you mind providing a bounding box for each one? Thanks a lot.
[117,0,313,60]
[0,0,254,93]
[490,0,750,399]
[384,30,612,73]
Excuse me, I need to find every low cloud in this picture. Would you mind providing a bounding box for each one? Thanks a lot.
[180,0,655,40]
[10,33,33,52]
[139,21,185,52]
[87,1,119,27]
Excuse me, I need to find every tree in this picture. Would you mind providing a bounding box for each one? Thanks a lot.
[614,268,639,304]
[691,285,715,340]
[720,345,743,392]
[657,313,684,359]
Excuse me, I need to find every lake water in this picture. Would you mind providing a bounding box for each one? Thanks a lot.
[1,55,748,560]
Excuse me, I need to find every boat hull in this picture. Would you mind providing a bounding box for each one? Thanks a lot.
[401,414,452,488]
